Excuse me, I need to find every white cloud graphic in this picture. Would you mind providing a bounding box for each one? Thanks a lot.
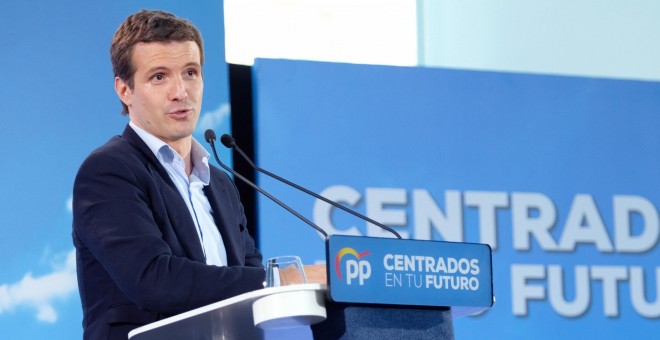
[196,103,231,133]
[0,249,78,323]
[66,195,73,214]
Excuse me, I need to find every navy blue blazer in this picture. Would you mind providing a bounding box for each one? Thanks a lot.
[72,125,264,340]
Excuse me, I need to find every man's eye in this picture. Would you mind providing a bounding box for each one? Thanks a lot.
[187,70,196,77]
[153,74,164,81]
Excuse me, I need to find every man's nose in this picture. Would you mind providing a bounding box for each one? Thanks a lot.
[168,76,188,101]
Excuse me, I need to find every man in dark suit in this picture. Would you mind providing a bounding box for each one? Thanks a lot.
[72,10,267,339]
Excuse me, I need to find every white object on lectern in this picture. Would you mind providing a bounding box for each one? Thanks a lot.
[252,289,326,329]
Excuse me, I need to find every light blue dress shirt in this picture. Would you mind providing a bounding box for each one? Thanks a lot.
[129,121,228,266]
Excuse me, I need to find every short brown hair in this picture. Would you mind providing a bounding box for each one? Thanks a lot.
[110,10,204,114]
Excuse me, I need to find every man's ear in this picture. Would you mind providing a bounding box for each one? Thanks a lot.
[114,77,132,108]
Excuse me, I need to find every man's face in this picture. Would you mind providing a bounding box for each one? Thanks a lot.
[115,41,203,145]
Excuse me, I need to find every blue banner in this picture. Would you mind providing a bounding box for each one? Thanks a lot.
[253,58,660,339]
[0,2,230,338]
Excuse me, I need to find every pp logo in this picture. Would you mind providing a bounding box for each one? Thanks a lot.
[334,247,372,285]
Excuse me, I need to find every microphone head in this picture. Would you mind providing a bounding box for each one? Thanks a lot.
[220,134,236,148]
[204,129,217,143]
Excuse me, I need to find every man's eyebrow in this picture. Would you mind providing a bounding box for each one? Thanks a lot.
[144,62,201,76]
[183,62,202,69]
[145,66,170,75]
[147,62,200,72]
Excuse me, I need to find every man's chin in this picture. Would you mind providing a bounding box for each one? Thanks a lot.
[162,127,196,143]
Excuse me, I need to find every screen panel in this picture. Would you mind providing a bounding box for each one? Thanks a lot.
[253,58,660,339]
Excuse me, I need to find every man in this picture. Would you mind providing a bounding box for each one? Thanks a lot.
[72,10,323,340]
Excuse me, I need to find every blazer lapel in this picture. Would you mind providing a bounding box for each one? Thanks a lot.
[121,125,207,263]
[204,173,243,266]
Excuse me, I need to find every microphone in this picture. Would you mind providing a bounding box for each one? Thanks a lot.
[220,134,402,239]
[204,129,328,238]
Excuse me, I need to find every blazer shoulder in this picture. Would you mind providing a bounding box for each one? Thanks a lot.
[75,135,156,186]
[78,125,156,171]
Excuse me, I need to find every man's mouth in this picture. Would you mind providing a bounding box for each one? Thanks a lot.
[167,109,191,119]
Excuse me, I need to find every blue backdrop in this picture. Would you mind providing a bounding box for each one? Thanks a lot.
[3,2,659,338]
[0,1,230,338]
[253,59,660,339]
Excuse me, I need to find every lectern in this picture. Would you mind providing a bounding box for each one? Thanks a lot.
[128,236,493,340]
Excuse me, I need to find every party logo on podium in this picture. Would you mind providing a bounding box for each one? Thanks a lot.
[327,235,493,309]
[334,247,372,285]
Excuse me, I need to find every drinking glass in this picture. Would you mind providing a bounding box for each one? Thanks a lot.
[265,256,307,287]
